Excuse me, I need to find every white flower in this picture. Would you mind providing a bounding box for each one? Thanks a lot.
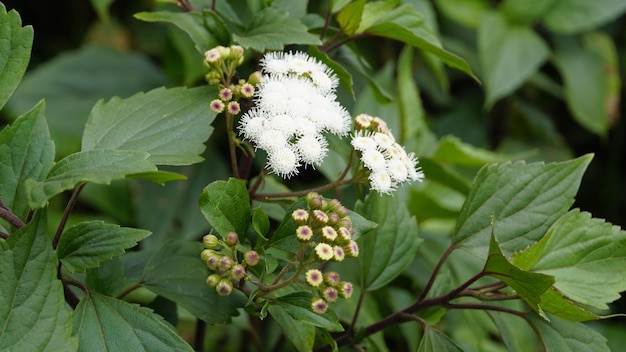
[369,171,394,194]
[295,134,328,165]
[361,149,387,172]
[256,129,288,153]
[387,158,408,182]
[268,147,300,178]
[238,109,267,140]
[351,134,378,152]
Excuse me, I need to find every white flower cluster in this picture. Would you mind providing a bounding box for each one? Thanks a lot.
[238,52,351,178]
[351,114,424,194]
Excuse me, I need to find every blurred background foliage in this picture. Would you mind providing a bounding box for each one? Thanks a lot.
[1,0,625,350]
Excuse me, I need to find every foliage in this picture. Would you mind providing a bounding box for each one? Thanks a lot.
[1,0,625,351]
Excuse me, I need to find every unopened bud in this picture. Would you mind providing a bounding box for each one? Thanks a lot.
[225,232,239,247]
[203,234,219,249]
[244,250,260,266]
[206,274,221,287]
[248,71,262,85]
[231,264,246,279]
[216,279,233,296]
[218,256,234,271]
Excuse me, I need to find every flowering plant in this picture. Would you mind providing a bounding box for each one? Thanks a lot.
[1,1,625,352]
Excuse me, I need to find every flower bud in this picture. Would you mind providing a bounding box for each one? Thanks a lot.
[240,82,255,98]
[306,192,322,209]
[206,274,221,287]
[311,298,328,314]
[203,234,220,249]
[312,210,329,226]
[344,240,359,257]
[314,243,334,261]
[296,225,314,242]
[338,281,354,299]
[324,271,341,286]
[248,71,262,85]
[321,226,337,242]
[225,232,239,247]
[336,227,352,244]
[206,254,221,271]
[323,287,339,302]
[219,88,233,101]
[305,269,324,287]
[244,250,260,266]
[292,209,309,225]
[227,101,241,115]
[210,99,225,113]
[231,264,246,280]
[200,249,216,262]
[333,246,345,262]
[327,212,339,225]
[216,279,233,296]
[218,256,234,271]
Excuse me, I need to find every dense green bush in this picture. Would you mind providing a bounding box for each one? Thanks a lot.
[1,1,625,351]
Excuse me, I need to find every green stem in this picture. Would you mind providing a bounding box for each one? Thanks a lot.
[116,282,143,300]
[225,111,241,179]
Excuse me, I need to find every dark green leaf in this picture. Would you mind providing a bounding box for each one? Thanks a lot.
[73,292,193,351]
[127,170,187,185]
[57,221,151,273]
[397,46,427,144]
[0,212,77,351]
[274,292,344,332]
[453,155,592,258]
[417,326,465,352]
[252,206,270,238]
[530,315,610,352]
[268,198,307,253]
[232,7,321,51]
[543,0,626,34]
[536,288,601,322]
[432,135,515,167]
[86,257,126,296]
[268,305,315,352]
[0,101,54,229]
[478,11,550,107]
[433,0,489,28]
[308,46,355,98]
[0,3,33,111]
[82,86,216,166]
[199,178,251,237]
[25,149,157,209]
[500,0,557,24]
[358,193,422,291]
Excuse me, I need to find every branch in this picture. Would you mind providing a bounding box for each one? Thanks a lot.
[0,198,25,230]
[53,183,86,249]
[417,244,457,301]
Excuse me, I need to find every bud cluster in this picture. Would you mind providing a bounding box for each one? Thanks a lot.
[294,192,358,314]
[203,45,261,116]
[200,232,260,297]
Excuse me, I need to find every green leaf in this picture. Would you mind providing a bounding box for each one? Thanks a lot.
[268,305,315,352]
[251,206,270,238]
[453,155,592,258]
[268,198,307,253]
[511,210,626,310]
[127,170,187,185]
[0,4,33,111]
[86,257,126,296]
[308,46,354,98]
[484,232,554,312]
[82,86,216,166]
[25,149,157,209]
[90,0,114,22]
[134,10,230,54]
[417,326,465,352]
[397,46,426,144]
[553,39,609,135]
[273,292,344,332]
[543,0,626,34]
[530,315,610,352]
[130,239,245,324]
[0,212,77,351]
[356,0,402,34]
[199,178,251,237]
[536,287,601,322]
[358,193,423,291]
[73,292,193,351]
[57,221,151,273]
[432,135,514,167]
[500,0,558,24]
[478,11,550,107]
[433,0,489,28]
[5,46,167,157]
[0,101,54,228]
[336,0,365,35]
[362,4,477,81]
[232,7,321,51]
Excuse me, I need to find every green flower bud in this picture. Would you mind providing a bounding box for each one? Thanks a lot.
[216,279,233,296]
[244,250,260,266]
[231,264,246,280]
[206,274,221,287]
[311,298,328,314]
[225,232,239,247]
[203,234,220,249]
[247,71,262,85]
[218,256,234,272]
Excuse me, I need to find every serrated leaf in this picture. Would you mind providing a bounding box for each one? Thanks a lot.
[358,193,422,291]
[134,10,230,54]
[361,4,477,81]
[5,46,167,156]
[199,178,251,237]
[274,292,344,332]
[536,287,600,322]
[268,305,315,352]
[543,0,626,34]
[433,135,517,167]
[232,7,321,51]
[417,326,465,352]
[553,39,609,135]
[0,101,54,229]
[484,232,554,312]
[530,315,610,352]
[130,239,245,324]
[0,4,33,111]
[0,212,77,351]
[86,257,126,296]
[453,155,592,258]
[73,292,193,351]
[478,11,550,107]
[336,0,365,36]
[82,86,216,166]
[57,221,151,273]
[25,149,157,209]
[268,198,307,253]
[511,210,626,310]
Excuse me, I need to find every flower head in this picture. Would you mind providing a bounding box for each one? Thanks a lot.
[305,269,324,287]
[315,243,334,261]
[210,99,225,113]
[296,225,314,242]
[311,298,328,314]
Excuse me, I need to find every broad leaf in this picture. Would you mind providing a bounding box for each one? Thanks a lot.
[543,0,626,34]
[273,292,344,332]
[82,86,216,166]
[129,239,245,324]
[362,4,477,81]
[5,46,167,156]
[232,7,321,51]
[511,210,626,310]
[553,39,610,135]
[500,0,557,24]
[0,101,54,228]
[0,4,33,111]
[530,315,610,352]
[199,178,251,237]
[453,155,591,258]
[268,305,315,352]
[434,0,489,28]
[57,221,151,273]
[483,233,554,312]
[85,257,126,296]
[0,212,77,351]
[134,10,230,54]
[308,46,354,98]
[336,0,365,35]
[478,11,550,107]
[417,326,465,352]
[90,0,114,22]
[536,288,600,322]
[268,198,308,253]
[25,149,157,209]
[397,46,426,144]
[358,193,422,291]
[432,135,514,167]
[73,292,193,351]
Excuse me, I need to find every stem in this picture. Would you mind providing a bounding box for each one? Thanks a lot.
[193,319,207,351]
[0,198,25,230]
[349,288,366,333]
[322,33,367,53]
[319,3,332,40]
[417,244,457,301]
[225,112,241,179]
[248,168,266,196]
[52,183,86,249]
[442,302,528,320]
[0,231,8,239]
[116,282,143,300]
